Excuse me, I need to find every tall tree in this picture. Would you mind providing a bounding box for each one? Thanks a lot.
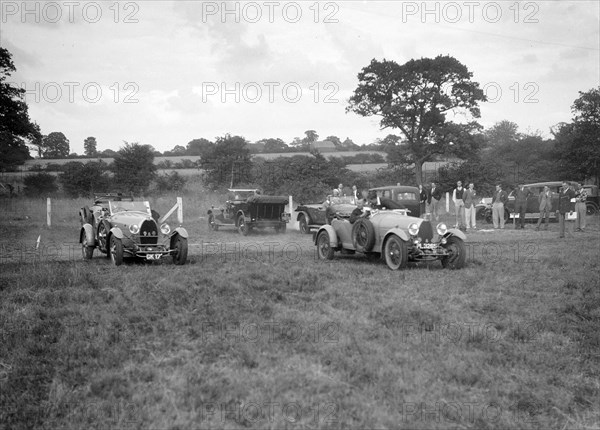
[112,142,157,193]
[42,132,70,158]
[84,136,98,157]
[200,134,252,188]
[186,138,213,156]
[347,55,486,184]
[553,87,600,184]
[257,138,288,153]
[0,47,41,170]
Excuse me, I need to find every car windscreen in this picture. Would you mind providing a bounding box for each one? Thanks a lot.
[396,192,417,201]
[110,201,151,215]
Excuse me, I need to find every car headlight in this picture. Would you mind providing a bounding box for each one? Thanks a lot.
[408,222,419,236]
[160,223,171,235]
[436,223,448,235]
[129,224,140,234]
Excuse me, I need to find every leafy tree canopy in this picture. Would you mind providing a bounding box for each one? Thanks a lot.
[0,47,41,170]
[42,132,70,158]
[347,55,486,183]
[112,142,157,193]
[84,136,98,157]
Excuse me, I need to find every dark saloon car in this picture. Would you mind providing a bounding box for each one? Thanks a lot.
[367,185,421,216]
[295,196,356,234]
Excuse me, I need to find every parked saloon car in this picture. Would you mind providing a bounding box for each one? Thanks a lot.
[314,209,466,270]
[367,185,421,216]
[79,194,188,266]
[295,196,356,234]
[207,188,290,235]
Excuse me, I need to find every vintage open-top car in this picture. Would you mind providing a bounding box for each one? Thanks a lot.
[295,196,357,234]
[79,194,188,266]
[314,208,466,270]
[207,189,290,235]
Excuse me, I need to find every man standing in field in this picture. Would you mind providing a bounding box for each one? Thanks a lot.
[463,183,477,230]
[492,184,508,229]
[513,183,532,229]
[452,181,465,229]
[428,182,442,221]
[574,183,587,232]
[536,185,552,230]
[557,181,576,238]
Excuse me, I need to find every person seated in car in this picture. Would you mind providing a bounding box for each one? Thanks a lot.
[350,199,369,224]
[368,191,405,210]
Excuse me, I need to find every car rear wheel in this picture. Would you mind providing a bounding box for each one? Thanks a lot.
[298,215,310,234]
[384,235,408,270]
[586,202,598,216]
[110,235,123,266]
[237,215,250,236]
[208,213,219,231]
[81,233,93,260]
[441,236,466,269]
[316,230,335,260]
[172,234,188,265]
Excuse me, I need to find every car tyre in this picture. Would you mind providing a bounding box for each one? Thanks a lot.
[384,235,408,270]
[298,214,310,234]
[316,230,335,260]
[208,213,219,231]
[237,215,250,236]
[441,236,466,269]
[586,202,598,216]
[172,234,188,265]
[98,221,110,255]
[81,232,94,260]
[110,235,123,266]
[352,218,376,253]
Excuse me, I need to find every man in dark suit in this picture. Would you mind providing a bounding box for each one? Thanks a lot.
[557,181,576,238]
[418,184,427,217]
[428,182,442,221]
[513,183,532,229]
[350,199,367,224]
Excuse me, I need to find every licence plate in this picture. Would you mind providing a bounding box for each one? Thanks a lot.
[420,243,438,250]
[146,253,162,260]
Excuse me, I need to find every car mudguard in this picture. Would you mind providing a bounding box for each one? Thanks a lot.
[296,210,310,222]
[382,228,410,250]
[237,210,250,223]
[110,226,124,239]
[314,224,338,247]
[80,223,95,245]
[172,227,188,239]
[444,228,466,241]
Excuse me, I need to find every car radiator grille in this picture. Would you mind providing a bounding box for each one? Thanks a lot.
[140,220,158,245]
[418,221,434,241]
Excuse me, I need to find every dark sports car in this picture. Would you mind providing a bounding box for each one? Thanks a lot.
[79,194,188,266]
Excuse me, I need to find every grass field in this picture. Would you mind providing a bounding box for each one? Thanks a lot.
[1,196,599,429]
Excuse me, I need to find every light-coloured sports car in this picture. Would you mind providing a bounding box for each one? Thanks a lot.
[314,209,466,270]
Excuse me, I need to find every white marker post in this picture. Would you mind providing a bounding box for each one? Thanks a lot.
[46,197,51,227]
[177,197,183,224]
[446,192,450,214]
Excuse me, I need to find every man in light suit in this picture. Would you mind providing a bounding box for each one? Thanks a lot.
[557,181,576,238]
[535,186,552,230]
[492,184,508,229]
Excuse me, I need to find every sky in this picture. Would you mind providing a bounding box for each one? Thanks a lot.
[1,0,599,155]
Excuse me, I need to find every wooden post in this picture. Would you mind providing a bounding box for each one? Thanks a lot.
[46,197,51,227]
[289,195,293,212]
[446,192,450,214]
[177,197,183,224]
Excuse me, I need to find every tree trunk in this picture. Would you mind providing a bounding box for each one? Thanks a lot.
[414,162,423,185]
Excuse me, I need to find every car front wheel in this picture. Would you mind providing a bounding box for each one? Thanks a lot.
[298,215,309,234]
[237,215,250,236]
[384,234,407,270]
[81,234,93,260]
[172,234,188,265]
[441,236,466,269]
[110,235,123,266]
[316,230,335,260]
